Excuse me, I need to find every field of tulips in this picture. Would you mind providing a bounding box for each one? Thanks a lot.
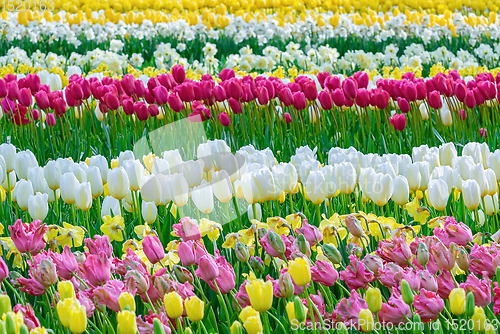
[4,2,500,334]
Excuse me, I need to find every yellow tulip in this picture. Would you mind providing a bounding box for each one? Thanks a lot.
[58,281,76,300]
[119,292,136,312]
[117,310,137,334]
[288,258,311,286]
[245,279,273,313]
[358,309,374,333]
[449,288,466,316]
[365,288,382,313]
[164,292,183,319]
[69,303,87,334]
[285,301,307,324]
[57,299,74,328]
[30,328,49,334]
[239,307,263,334]
[472,307,487,332]
[185,295,205,322]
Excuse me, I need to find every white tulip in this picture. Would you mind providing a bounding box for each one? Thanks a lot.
[439,142,457,166]
[368,173,393,207]
[44,181,59,202]
[453,156,475,180]
[440,106,452,126]
[470,164,487,197]
[0,143,16,172]
[118,150,135,168]
[211,170,233,203]
[488,151,500,181]
[181,160,205,188]
[197,142,214,172]
[70,164,87,183]
[336,162,357,195]
[192,180,214,214]
[427,179,449,211]
[412,145,429,163]
[419,102,430,120]
[44,161,61,191]
[462,179,481,210]
[60,172,79,205]
[423,152,440,172]
[0,155,6,185]
[57,158,74,175]
[14,150,38,180]
[140,174,162,206]
[142,201,158,224]
[107,167,130,200]
[359,167,376,200]
[392,175,410,206]
[27,167,45,194]
[241,168,280,204]
[88,155,109,183]
[416,161,430,191]
[170,173,189,207]
[397,154,412,175]
[101,196,121,218]
[15,179,33,210]
[152,159,169,175]
[272,163,298,194]
[86,166,104,199]
[122,159,145,192]
[248,203,262,221]
[305,170,326,205]
[376,161,396,178]
[482,193,499,216]
[28,192,48,221]
[2,171,16,191]
[320,165,338,198]
[430,166,453,194]
[218,152,244,183]
[484,169,498,196]
[480,143,491,167]
[298,160,320,184]
[162,149,183,173]
[462,142,482,165]
[403,163,421,192]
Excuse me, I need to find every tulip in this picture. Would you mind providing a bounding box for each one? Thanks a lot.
[336,162,357,194]
[218,112,231,126]
[391,175,409,205]
[185,295,205,322]
[28,193,48,221]
[427,179,449,211]
[318,90,333,110]
[463,179,481,210]
[441,106,453,126]
[15,150,38,180]
[345,214,364,237]
[83,252,111,286]
[178,241,196,266]
[449,288,466,315]
[122,160,144,192]
[88,155,109,184]
[358,309,374,333]
[390,113,406,131]
[118,292,135,312]
[196,255,219,281]
[101,196,121,218]
[471,307,487,332]
[141,201,157,224]
[0,144,15,173]
[142,235,165,264]
[288,258,311,286]
[107,167,130,200]
[192,180,214,214]
[427,91,442,109]
[15,179,34,210]
[170,173,189,207]
[211,170,233,203]
[366,287,382,313]
[311,260,338,287]
[245,279,273,312]
[247,203,262,221]
[58,281,75,301]
[86,166,104,199]
[117,310,137,334]
[164,292,183,319]
[75,182,92,211]
[368,173,393,206]
[272,163,298,194]
[285,300,308,324]
[27,166,44,194]
[69,303,87,334]
[305,171,326,205]
[412,289,444,323]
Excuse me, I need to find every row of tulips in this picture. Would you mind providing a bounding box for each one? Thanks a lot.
[2,66,500,163]
[2,210,500,334]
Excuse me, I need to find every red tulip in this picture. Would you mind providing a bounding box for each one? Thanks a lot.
[427,91,442,109]
[318,90,333,110]
[153,85,168,105]
[134,101,149,121]
[104,92,120,110]
[390,113,406,131]
[18,88,32,107]
[355,88,370,108]
[218,112,231,126]
[464,90,476,109]
[228,97,242,114]
[278,87,293,107]
[167,92,184,112]
[256,86,269,105]
[292,91,306,110]
[46,113,56,127]
[397,97,410,113]
[148,104,159,117]
[171,64,186,84]
[120,74,136,96]
[332,89,345,107]
[342,77,358,100]
[284,112,292,124]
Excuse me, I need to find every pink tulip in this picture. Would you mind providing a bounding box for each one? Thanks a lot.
[77,292,95,318]
[174,217,202,241]
[311,261,338,286]
[7,81,19,101]
[121,74,136,96]
[235,281,251,308]
[260,231,292,259]
[207,253,235,294]
[85,235,113,258]
[134,80,146,98]
[34,91,50,111]
[278,87,293,106]
[427,91,442,109]
[50,246,78,280]
[363,254,383,278]
[337,290,369,328]
[148,104,159,117]
[455,82,467,102]
[295,220,322,246]
[342,77,358,100]
[16,276,46,296]
[13,304,40,331]
[378,263,403,288]
[226,79,243,100]
[318,90,332,110]
[105,92,120,110]
[0,78,7,98]
[378,289,411,325]
[171,64,186,84]
[355,88,370,108]
[228,97,242,114]
[122,98,135,115]
[95,279,135,312]
[354,71,369,89]
[167,92,184,113]
[332,88,345,107]
[473,87,485,106]
[213,85,227,102]
[53,98,67,116]
[460,273,492,307]
[30,252,57,288]
[459,108,467,120]
[292,91,306,110]
[256,86,269,105]
[464,90,476,109]
[376,236,412,267]
[178,241,196,266]
[302,82,318,101]
[284,112,292,124]
[135,101,149,121]
[83,252,112,286]
[46,113,56,127]
[126,270,150,294]
[419,269,438,292]
[432,216,472,247]
[143,235,165,265]
[324,75,341,91]
[69,82,84,101]
[153,85,168,105]
[0,257,8,283]
[436,270,455,299]
[178,82,195,102]
[397,97,410,113]
[429,239,455,270]
[18,88,32,107]
[413,289,444,323]
[339,254,374,290]
[9,219,47,255]
[480,128,488,138]
[416,82,427,100]
[217,111,231,126]
[195,255,219,282]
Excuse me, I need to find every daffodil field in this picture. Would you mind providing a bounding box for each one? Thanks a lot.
[4,2,500,334]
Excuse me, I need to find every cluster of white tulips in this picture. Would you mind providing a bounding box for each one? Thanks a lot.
[1,139,499,224]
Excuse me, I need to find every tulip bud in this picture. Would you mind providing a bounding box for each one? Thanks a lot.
[465,291,475,317]
[5,313,15,334]
[417,242,429,266]
[173,265,194,283]
[235,242,250,263]
[365,287,382,313]
[449,288,466,316]
[153,318,166,334]
[257,227,267,240]
[401,279,414,305]
[296,234,309,255]
[184,329,193,334]
[412,314,423,334]
[0,321,6,334]
[347,243,363,258]
[58,281,75,300]
[457,248,470,271]
[322,244,342,264]
[0,296,11,317]
[293,296,306,323]
[472,307,487,333]
[345,215,364,237]
[249,256,265,274]
[230,321,243,334]
[267,230,285,256]
[279,272,294,299]
[359,309,374,333]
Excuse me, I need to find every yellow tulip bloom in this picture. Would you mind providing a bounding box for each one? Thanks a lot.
[288,258,311,286]
[245,279,273,313]
[119,292,136,312]
[164,292,183,319]
[117,310,137,334]
[185,295,205,322]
